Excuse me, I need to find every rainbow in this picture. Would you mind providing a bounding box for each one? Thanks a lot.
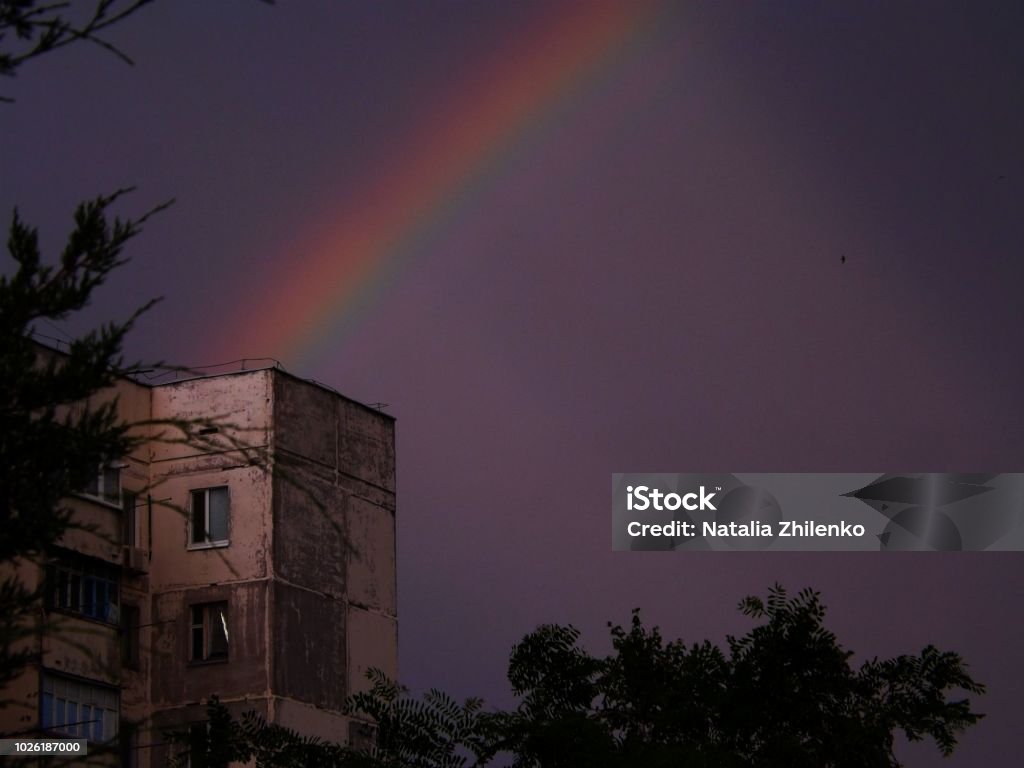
[219,0,664,367]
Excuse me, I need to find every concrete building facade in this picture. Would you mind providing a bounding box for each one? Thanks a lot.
[0,363,397,766]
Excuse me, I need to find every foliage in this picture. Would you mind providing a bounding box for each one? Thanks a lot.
[344,668,496,768]
[165,696,351,768]
[168,672,495,768]
[0,1,277,755]
[1,190,165,557]
[0,0,156,100]
[0,190,167,690]
[497,585,984,768]
[189,586,984,768]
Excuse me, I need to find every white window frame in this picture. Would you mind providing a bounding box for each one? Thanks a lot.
[188,486,230,549]
[41,673,119,742]
[48,555,120,624]
[80,463,123,507]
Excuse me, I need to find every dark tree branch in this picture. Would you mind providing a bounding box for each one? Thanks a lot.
[0,0,157,100]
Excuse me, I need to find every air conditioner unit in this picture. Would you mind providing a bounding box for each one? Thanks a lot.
[123,546,148,573]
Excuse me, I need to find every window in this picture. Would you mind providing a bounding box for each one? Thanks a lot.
[83,464,122,505]
[121,604,140,669]
[122,491,140,547]
[190,602,228,662]
[190,487,229,546]
[182,721,228,768]
[41,674,118,742]
[49,556,120,623]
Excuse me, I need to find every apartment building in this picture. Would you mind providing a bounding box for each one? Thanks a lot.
[0,360,397,766]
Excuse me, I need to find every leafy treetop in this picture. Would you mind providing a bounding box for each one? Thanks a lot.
[183,586,985,768]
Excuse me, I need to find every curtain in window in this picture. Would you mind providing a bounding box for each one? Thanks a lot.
[208,488,229,542]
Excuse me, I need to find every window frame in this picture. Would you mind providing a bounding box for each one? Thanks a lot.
[188,486,230,549]
[41,672,119,743]
[189,601,229,664]
[80,463,123,507]
[182,720,229,768]
[48,555,120,624]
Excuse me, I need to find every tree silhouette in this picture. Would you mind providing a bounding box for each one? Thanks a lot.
[0,190,168,690]
[171,671,492,768]
[496,586,984,768]
[342,669,494,768]
[189,585,984,768]
[1,0,158,101]
[0,0,268,722]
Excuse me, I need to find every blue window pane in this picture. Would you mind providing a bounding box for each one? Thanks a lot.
[42,693,53,728]
[94,709,103,742]
[66,702,77,736]
[55,698,65,728]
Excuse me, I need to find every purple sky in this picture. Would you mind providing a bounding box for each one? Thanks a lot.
[3,2,1023,764]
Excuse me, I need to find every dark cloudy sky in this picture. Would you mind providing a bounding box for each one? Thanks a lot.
[3,2,1023,764]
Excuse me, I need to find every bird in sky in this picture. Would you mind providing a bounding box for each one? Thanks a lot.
[840,254,846,265]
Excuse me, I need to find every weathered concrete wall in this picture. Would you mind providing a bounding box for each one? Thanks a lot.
[42,613,120,686]
[119,589,149,720]
[55,381,145,557]
[346,494,396,614]
[147,371,274,590]
[149,370,272,464]
[139,371,275,768]
[112,376,155,466]
[346,607,398,697]
[149,582,269,708]
[147,463,271,588]
[269,373,397,710]
[274,696,350,745]
[273,465,347,596]
[272,373,395,494]
[271,581,347,711]
[274,374,338,469]
[57,497,122,564]
[338,399,396,495]
[149,697,269,768]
